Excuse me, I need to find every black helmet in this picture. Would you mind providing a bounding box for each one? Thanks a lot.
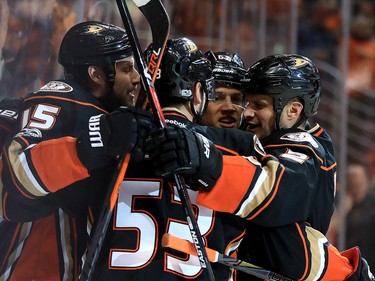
[205,50,246,90]
[145,37,215,103]
[58,21,132,83]
[145,37,215,122]
[242,54,321,129]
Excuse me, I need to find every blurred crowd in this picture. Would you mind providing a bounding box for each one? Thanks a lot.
[0,0,374,261]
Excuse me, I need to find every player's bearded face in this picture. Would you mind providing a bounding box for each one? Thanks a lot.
[112,56,140,107]
[243,94,276,139]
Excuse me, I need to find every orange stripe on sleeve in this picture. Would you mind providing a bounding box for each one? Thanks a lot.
[197,156,257,213]
[30,137,89,193]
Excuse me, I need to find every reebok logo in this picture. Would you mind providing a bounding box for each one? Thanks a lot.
[165,119,187,129]
[88,115,103,147]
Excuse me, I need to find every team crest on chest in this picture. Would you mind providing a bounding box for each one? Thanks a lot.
[280,132,318,148]
[39,81,73,93]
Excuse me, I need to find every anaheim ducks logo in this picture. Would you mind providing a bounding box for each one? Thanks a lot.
[291,58,308,68]
[39,81,73,93]
[280,132,319,148]
[82,25,104,34]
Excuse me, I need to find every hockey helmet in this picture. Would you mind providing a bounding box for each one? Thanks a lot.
[145,37,215,104]
[58,21,132,83]
[242,54,321,129]
[205,50,246,90]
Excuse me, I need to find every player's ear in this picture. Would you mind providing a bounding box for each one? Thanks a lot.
[282,100,303,127]
[288,100,303,118]
[192,82,203,107]
[88,65,105,85]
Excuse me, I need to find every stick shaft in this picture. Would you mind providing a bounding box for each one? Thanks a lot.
[116,1,215,279]
[162,234,295,281]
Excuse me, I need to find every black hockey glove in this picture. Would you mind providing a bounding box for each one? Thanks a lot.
[145,126,223,191]
[77,106,154,169]
[0,97,23,146]
[0,97,22,129]
[342,247,375,281]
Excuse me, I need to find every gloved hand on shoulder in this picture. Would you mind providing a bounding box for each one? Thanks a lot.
[77,106,154,169]
[0,97,22,130]
[144,126,223,191]
[0,97,23,146]
[342,247,375,281]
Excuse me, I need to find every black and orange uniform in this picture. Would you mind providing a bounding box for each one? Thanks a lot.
[197,124,336,231]
[0,80,113,281]
[90,110,261,281]
[196,124,358,280]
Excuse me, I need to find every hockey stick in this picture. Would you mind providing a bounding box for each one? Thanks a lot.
[162,233,295,281]
[79,1,169,280]
[116,1,216,280]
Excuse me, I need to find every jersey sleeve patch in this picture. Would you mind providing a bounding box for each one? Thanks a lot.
[280,132,318,148]
[39,81,73,93]
[279,149,309,164]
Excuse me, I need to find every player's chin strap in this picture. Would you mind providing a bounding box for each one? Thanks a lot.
[192,81,211,125]
[191,98,206,125]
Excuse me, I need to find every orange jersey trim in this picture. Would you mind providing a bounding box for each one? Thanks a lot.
[30,137,89,193]
[197,156,257,213]
[25,95,108,114]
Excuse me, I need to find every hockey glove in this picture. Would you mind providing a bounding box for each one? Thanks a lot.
[342,247,375,281]
[0,97,23,147]
[77,106,154,169]
[0,97,22,129]
[145,126,223,191]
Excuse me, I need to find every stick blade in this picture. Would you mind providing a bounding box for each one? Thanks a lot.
[132,0,170,80]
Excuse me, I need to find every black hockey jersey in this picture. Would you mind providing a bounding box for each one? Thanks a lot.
[234,124,338,280]
[197,124,336,232]
[90,110,263,281]
[0,80,114,281]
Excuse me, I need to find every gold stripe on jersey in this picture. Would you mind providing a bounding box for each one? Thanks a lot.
[224,229,245,256]
[239,157,282,219]
[196,156,282,218]
[0,222,33,281]
[303,225,328,280]
[59,209,75,281]
[7,140,47,198]
[6,137,89,198]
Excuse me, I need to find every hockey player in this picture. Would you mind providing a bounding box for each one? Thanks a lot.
[0,21,153,280]
[88,37,268,280]
[146,53,375,280]
[236,54,374,281]
[201,51,247,129]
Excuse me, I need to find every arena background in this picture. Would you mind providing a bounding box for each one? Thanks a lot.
[1,0,374,255]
